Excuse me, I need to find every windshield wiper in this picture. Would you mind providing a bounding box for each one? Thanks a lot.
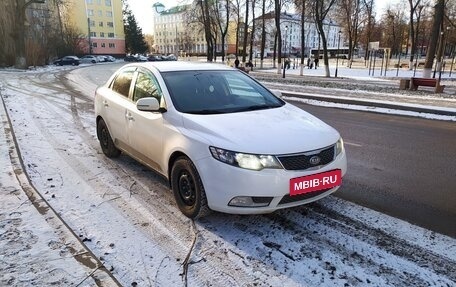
[185,109,226,115]
[234,104,281,112]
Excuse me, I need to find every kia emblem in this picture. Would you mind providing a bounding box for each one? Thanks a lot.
[309,155,321,165]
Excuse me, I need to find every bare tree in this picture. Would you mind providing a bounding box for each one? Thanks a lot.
[311,0,337,77]
[362,0,374,64]
[274,0,283,74]
[423,0,444,77]
[338,0,362,67]
[294,0,307,75]
[233,0,242,56]
[249,0,256,63]
[407,0,425,70]
[385,5,408,57]
[198,0,214,61]
[214,0,230,62]
[260,0,267,67]
[242,0,250,64]
[1,0,17,67]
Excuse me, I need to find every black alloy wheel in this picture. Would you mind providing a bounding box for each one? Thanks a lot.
[171,157,210,219]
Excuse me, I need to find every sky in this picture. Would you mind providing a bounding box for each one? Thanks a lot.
[128,0,186,35]
[129,0,400,35]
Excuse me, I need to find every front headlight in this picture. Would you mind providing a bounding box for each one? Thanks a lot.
[335,138,344,156]
[209,146,282,171]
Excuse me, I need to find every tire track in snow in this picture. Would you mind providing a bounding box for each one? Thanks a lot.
[3,71,266,286]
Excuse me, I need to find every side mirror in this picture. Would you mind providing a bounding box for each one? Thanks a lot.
[136,97,161,112]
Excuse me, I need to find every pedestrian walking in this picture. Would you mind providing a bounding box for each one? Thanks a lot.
[314,57,319,69]
[234,57,240,68]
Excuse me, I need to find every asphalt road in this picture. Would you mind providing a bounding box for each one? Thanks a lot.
[77,62,456,237]
[295,103,456,237]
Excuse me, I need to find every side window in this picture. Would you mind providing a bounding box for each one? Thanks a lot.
[111,70,134,97]
[133,71,162,103]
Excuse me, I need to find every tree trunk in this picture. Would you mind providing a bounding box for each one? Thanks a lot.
[260,0,266,68]
[242,0,249,65]
[423,0,444,78]
[273,32,277,68]
[316,21,330,77]
[14,0,27,69]
[274,0,282,74]
[300,0,305,76]
[248,0,255,62]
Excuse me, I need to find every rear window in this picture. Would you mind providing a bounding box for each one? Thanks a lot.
[111,70,134,98]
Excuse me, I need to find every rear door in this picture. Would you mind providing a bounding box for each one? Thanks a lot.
[101,66,136,149]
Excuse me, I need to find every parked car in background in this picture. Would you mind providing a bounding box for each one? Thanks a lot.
[124,54,147,62]
[124,55,137,62]
[53,56,80,66]
[147,55,162,61]
[104,55,116,62]
[163,54,177,61]
[94,62,347,219]
[136,54,148,62]
[97,55,107,62]
[80,55,99,64]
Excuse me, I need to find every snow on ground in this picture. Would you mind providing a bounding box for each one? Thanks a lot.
[283,96,456,121]
[0,65,455,286]
[0,84,116,286]
[249,60,456,83]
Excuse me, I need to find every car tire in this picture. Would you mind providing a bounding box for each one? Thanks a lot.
[171,157,210,219]
[97,118,121,158]
[92,60,96,63]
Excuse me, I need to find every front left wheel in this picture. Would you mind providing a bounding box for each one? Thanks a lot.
[96,118,121,158]
[171,157,210,219]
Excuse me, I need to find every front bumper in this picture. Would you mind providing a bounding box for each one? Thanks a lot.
[195,150,347,214]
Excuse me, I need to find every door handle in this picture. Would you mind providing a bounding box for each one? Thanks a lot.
[125,113,135,121]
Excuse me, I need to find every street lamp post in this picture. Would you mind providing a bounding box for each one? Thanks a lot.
[335,30,341,77]
[282,25,288,79]
[434,30,445,79]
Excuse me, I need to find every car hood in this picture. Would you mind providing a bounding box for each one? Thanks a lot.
[180,103,340,155]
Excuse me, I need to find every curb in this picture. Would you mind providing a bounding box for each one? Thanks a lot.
[277,91,456,117]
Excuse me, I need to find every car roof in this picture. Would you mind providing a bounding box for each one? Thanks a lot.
[128,61,235,73]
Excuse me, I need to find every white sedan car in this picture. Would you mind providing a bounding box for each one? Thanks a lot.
[95,62,347,218]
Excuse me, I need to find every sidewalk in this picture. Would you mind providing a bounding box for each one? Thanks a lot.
[248,67,456,117]
[0,96,119,286]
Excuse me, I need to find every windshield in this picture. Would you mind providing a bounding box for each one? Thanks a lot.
[161,70,284,114]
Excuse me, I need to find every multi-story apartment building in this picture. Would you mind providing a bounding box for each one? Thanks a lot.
[153,2,236,56]
[66,0,125,55]
[153,2,213,55]
[254,11,344,58]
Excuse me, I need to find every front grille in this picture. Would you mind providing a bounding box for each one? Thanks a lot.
[277,145,335,171]
[278,188,331,205]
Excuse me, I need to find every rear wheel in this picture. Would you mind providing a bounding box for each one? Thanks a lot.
[97,119,121,158]
[171,157,210,219]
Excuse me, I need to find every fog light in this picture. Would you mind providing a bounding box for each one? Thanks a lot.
[228,196,272,207]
